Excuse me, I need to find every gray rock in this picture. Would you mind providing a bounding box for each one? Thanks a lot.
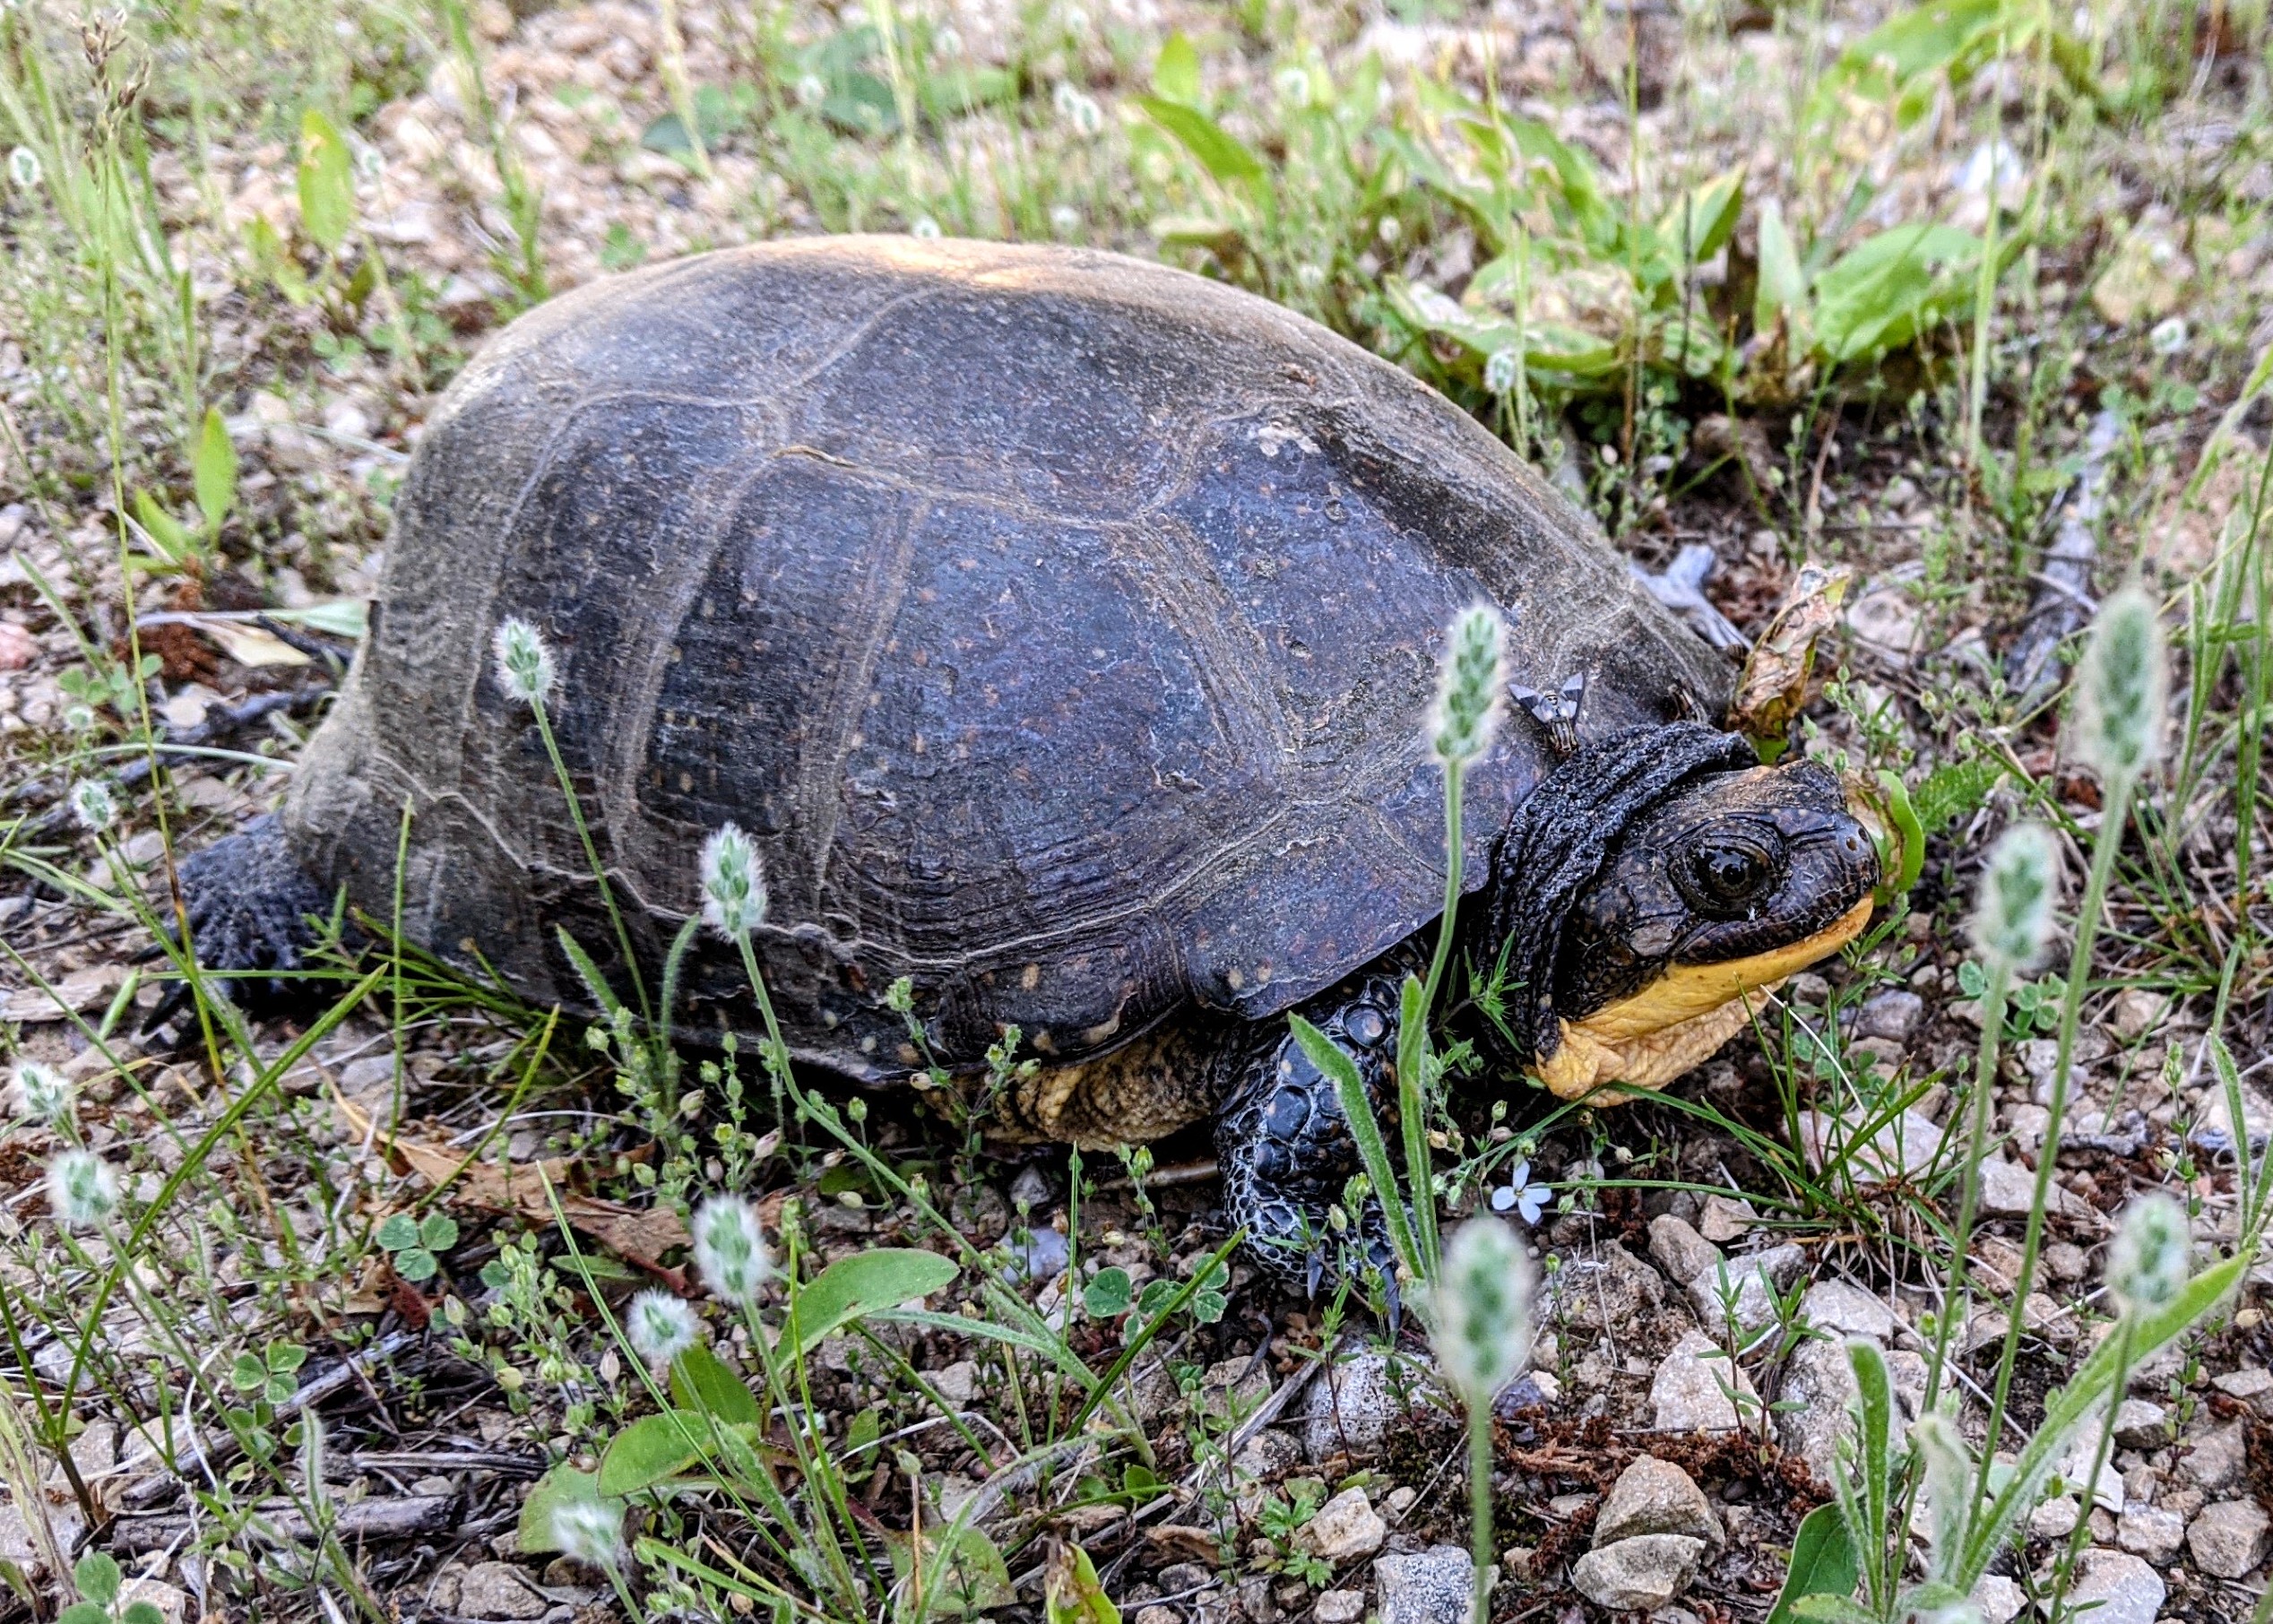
[2066,1550,2164,1624]
[1784,1336,1883,1481]
[1593,1457,1724,1550]
[932,1360,981,1406]
[2028,1497,2080,1538]
[1569,1535,1704,1611]
[1374,1546,1473,1624]
[1313,1590,1366,1624]
[1007,1165,1054,1210]
[2111,1398,2166,1449]
[1697,1195,1757,1241]
[1853,989,1924,1041]
[2179,1421,2247,1491]
[1303,1351,1425,1463]
[1647,1214,1721,1285]
[2212,1368,2273,1400]
[2114,1505,2186,1562]
[1973,1574,2022,1624]
[1686,1244,1807,1342]
[2188,1499,2271,1578]
[1798,1280,1897,1342]
[455,1562,550,1621]
[1651,1331,1753,1432]
[1976,1157,2040,1216]
[1297,1487,1387,1565]
[1198,1356,1275,1423]
[1796,1108,1942,1185]
[1543,1242,1664,1335]
[1234,1428,1305,1481]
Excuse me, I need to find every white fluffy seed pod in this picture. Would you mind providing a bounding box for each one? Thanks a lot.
[1429,603,1507,768]
[551,1496,626,1570]
[692,1195,772,1306]
[626,1289,699,1369]
[1969,821,2059,972]
[2071,588,2167,782]
[2106,1192,2189,1314]
[1426,1217,1535,1405]
[491,617,558,708]
[7,1060,73,1126]
[48,1151,120,1229]
[699,823,767,939]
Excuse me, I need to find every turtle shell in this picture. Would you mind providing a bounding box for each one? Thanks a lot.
[282,238,1730,1080]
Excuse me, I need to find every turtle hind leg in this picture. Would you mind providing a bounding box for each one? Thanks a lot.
[170,815,335,1010]
[1213,982,1404,1305]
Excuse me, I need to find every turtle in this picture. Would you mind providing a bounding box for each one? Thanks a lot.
[180,236,1879,1285]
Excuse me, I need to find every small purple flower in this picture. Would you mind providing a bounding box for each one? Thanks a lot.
[1489,1160,1553,1224]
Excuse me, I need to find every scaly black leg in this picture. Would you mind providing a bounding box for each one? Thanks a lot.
[169,815,334,1009]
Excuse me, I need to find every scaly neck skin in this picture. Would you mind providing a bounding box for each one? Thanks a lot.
[1531,894,1875,1102]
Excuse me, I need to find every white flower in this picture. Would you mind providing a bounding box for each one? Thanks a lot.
[1294,262,1327,290]
[692,1195,772,1304]
[626,1289,698,1369]
[1426,1217,1534,1404]
[69,780,116,832]
[7,1060,73,1126]
[1049,203,1081,238]
[1484,349,1519,394]
[48,1151,120,1229]
[1429,603,1506,767]
[8,146,39,190]
[551,1496,625,1569]
[699,823,767,938]
[795,73,827,108]
[2148,317,2189,356]
[1487,1159,1553,1224]
[491,617,557,708]
[1275,66,1311,106]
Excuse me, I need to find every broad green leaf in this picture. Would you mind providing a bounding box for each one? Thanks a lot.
[59,1605,108,1624]
[132,489,195,564]
[1755,197,1808,332]
[895,1522,1016,1617]
[193,406,237,536]
[376,1213,420,1251]
[1136,97,1266,191]
[419,1214,460,1251]
[73,1553,121,1608]
[1812,222,1983,362]
[669,1342,762,1427]
[123,1605,168,1624]
[1662,168,1744,263]
[597,1409,722,1497]
[267,600,368,638]
[782,1248,959,1358]
[516,1466,620,1554]
[1152,32,1201,105]
[1044,1542,1120,1624]
[1084,1266,1133,1317]
[1910,754,2008,836]
[1766,1503,1860,1624]
[296,108,355,254]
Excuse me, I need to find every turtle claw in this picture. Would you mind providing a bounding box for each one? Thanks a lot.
[1512,673,1586,756]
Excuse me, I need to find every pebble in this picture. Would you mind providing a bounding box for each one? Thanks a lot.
[1795,1108,1942,1184]
[1569,1535,1703,1611]
[1778,1336,1863,1479]
[1296,1487,1387,1565]
[2104,988,2170,1041]
[1302,1351,1417,1463]
[2212,1368,2273,1400]
[454,1562,550,1620]
[2113,1505,2185,1562]
[1973,1574,2022,1624]
[2187,1498,2271,1577]
[2110,1398,2165,1449]
[1852,989,1923,1041]
[1647,1214,1721,1285]
[1008,1164,1053,1210]
[931,1361,980,1406]
[1543,1241,1663,1335]
[1798,1279,1898,1342]
[1592,1456,1724,1549]
[2178,1421,2246,1491]
[1684,1243,1806,1341]
[1373,1546,1472,1624]
[1313,1590,1366,1624]
[2066,1550,2164,1624]
[2030,1495,2081,1538]
[1696,1194,1756,1241]
[1650,1331,1753,1432]
[1197,1356,1275,1423]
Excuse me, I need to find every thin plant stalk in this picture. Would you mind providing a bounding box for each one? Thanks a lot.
[1467,1408,1494,1624]
[1971,771,2134,1507]
[528,695,653,1027]
[1924,954,2010,1408]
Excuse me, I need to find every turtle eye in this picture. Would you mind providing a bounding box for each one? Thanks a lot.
[1680,834,1781,918]
[1344,1006,1387,1048]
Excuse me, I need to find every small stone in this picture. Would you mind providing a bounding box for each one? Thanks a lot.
[1542,1241,1663,1335]
[1303,1351,1422,1463]
[2213,1368,2272,1400]
[2104,988,2170,1041]
[1198,1356,1275,1423]
[455,1562,550,1620]
[1777,1336,1864,1480]
[2188,1499,2271,1577]
[2044,1241,2088,1283]
[2111,1398,2166,1449]
[932,1360,980,1405]
[1973,1574,2022,1624]
[1297,1487,1387,1565]
[1593,1457,1724,1550]
[1697,1195,1756,1242]
[2029,1497,2080,1538]
[2114,1505,2185,1562]
[1647,1214,1721,1285]
[2015,1038,2087,1101]
[1651,1331,1754,1432]
[1799,1280,1897,1342]
[1853,989,1924,1041]
[1977,1157,2039,1216]
[1008,1165,1053,1210]
[2066,1550,2164,1624]
[1314,1591,1366,1624]
[1686,1244,1806,1342]
[2178,1421,2246,1490]
[1136,1607,1179,1624]
[1374,1546,1473,1624]
[1796,1108,1942,1184]
[1570,1536,1704,1611]
[1233,1429,1305,1482]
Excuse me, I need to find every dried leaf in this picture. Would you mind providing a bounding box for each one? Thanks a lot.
[189,616,311,668]
[1728,563,1851,747]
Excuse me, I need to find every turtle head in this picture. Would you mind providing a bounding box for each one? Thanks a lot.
[1528,756,1878,1101]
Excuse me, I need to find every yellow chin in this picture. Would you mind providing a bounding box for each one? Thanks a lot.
[1531,895,1875,1104]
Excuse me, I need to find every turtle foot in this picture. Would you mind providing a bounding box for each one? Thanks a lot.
[172,816,334,1008]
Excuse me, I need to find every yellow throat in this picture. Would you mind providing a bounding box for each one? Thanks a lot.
[1531,895,1875,1104]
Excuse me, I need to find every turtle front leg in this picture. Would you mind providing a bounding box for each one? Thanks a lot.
[171,815,335,1008]
[1214,971,1406,1300]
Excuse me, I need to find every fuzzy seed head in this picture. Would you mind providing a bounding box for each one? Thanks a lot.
[699,823,767,938]
[1426,1217,1535,1404]
[910,215,943,240]
[1969,821,2059,972]
[692,1195,772,1305]
[491,617,557,708]
[1053,82,1102,135]
[2072,588,2168,782]
[48,1151,119,1229]
[7,1060,73,1126]
[7,146,38,190]
[70,779,116,832]
[1484,350,1519,394]
[2107,1191,2190,1313]
[1430,603,1506,767]
[551,1496,626,1570]
[626,1289,699,1369]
